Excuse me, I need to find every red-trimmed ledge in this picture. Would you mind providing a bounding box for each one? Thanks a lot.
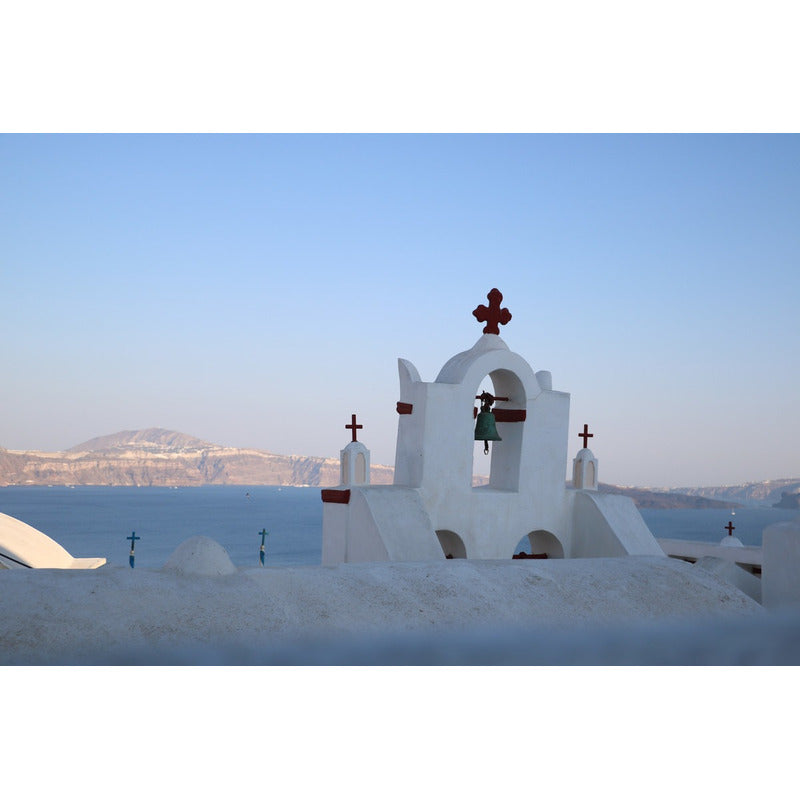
[472,408,527,422]
[321,489,351,504]
[396,402,413,415]
[493,408,527,423]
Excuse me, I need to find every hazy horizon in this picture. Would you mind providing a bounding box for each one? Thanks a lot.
[1,422,798,491]
[3,134,798,488]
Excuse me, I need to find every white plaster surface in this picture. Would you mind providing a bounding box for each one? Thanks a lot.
[340,440,370,485]
[1,548,784,665]
[162,535,237,576]
[693,556,762,604]
[762,517,800,609]
[0,511,106,569]
[359,487,442,561]
[720,535,745,548]
[573,447,598,490]
[658,538,762,567]
[571,491,664,557]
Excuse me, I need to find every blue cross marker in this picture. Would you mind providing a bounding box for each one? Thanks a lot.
[259,529,269,566]
[127,531,140,569]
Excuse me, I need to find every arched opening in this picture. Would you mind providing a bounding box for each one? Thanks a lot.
[512,530,564,559]
[436,529,467,559]
[340,451,349,485]
[472,368,526,492]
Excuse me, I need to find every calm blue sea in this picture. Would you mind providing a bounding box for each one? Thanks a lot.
[1,485,797,568]
[0,486,322,569]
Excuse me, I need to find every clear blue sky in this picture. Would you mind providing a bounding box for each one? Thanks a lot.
[2,133,798,487]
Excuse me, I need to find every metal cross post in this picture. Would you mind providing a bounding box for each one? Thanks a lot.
[725,521,735,536]
[127,531,140,569]
[259,528,269,566]
[345,413,363,442]
[578,424,594,448]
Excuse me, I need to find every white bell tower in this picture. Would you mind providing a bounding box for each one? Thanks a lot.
[321,289,663,565]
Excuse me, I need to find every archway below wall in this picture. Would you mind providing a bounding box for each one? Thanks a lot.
[513,530,564,559]
[436,529,467,559]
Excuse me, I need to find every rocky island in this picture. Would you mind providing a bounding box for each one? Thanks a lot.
[0,428,394,488]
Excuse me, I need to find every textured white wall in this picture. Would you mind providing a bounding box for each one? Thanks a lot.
[0,512,105,569]
[762,518,800,608]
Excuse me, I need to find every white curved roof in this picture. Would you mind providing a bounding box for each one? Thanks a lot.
[574,447,596,461]
[435,334,541,399]
[0,512,106,569]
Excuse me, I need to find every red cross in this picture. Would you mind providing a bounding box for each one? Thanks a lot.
[725,521,735,536]
[578,424,594,448]
[345,413,363,442]
[472,288,511,335]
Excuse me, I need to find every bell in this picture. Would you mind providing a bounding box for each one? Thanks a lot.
[474,410,501,454]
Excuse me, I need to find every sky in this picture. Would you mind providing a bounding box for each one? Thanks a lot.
[1,3,799,489]
[2,133,798,488]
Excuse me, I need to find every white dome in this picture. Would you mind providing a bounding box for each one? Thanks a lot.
[163,535,237,576]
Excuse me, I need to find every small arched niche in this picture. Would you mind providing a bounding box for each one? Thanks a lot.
[513,530,564,559]
[436,529,467,559]
[355,452,366,484]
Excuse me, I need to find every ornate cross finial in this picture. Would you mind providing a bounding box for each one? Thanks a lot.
[578,424,593,448]
[472,288,511,335]
[345,413,363,442]
[725,521,735,536]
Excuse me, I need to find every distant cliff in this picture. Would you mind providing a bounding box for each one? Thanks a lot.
[0,428,394,488]
[0,428,781,510]
[774,490,800,510]
[595,483,737,510]
[668,478,800,508]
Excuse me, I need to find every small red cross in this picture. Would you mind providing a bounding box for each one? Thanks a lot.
[472,288,511,335]
[725,521,735,536]
[345,413,363,442]
[578,424,593,448]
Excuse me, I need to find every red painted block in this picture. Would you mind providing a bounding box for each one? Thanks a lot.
[321,489,351,504]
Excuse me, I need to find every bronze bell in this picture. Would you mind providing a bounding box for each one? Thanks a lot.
[474,391,501,454]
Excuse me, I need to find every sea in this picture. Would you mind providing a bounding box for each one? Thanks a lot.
[1,485,797,569]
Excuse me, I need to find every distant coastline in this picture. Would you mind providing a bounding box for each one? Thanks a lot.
[0,428,392,490]
[774,490,800,510]
[2,427,795,510]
